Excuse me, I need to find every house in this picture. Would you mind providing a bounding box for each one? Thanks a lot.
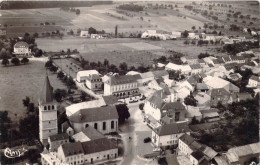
[190,64,202,74]
[213,156,229,165]
[181,65,192,75]
[144,93,185,122]
[228,92,253,104]
[56,138,118,165]
[85,74,103,91]
[164,78,176,87]
[190,150,208,165]
[248,75,259,87]
[153,70,169,79]
[196,83,209,93]
[13,41,31,55]
[227,73,242,81]
[185,56,199,65]
[200,108,220,122]
[208,88,230,106]
[48,133,69,152]
[185,106,202,123]
[148,77,165,90]
[126,71,140,76]
[203,76,240,93]
[104,75,140,98]
[151,122,190,147]
[61,121,74,136]
[188,33,202,39]
[139,71,154,84]
[229,56,246,64]
[175,87,191,100]
[204,34,216,42]
[179,80,194,92]
[76,70,99,83]
[41,149,69,165]
[80,30,89,37]
[72,126,105,142]
[224,142,260,165]
[172,31,182,38]
[68,105,119,134]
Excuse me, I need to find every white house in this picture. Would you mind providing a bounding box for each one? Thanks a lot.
[55,139,118,165]
[248,75,259,87]
[76,70,100,83]
[151,122,190,147]
[13,41,31,55]
[68,105,119,134]
[104,75,140,98]
[80,30,89,37]
[85,74,103,91]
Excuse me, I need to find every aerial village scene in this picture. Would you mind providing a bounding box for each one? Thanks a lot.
[0,1,259,165]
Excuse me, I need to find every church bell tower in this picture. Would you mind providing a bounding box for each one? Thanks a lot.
[38,75,58,145]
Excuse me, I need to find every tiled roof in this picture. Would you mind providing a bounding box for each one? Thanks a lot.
[68,105,118,123]
[154,122,190,136]
[140,72,154,79]
[161,102,185,111]
[105,75,138,85]
[102,95,118,105]
[196,83,209,90]
[81,138,117,155]
[40,75,54,104]
[210,88,230,97]
[87,74,101,80]
[153,70,169,78]
[14,41,29,48]
[190,64,202,69]
[81,126,105,140]
[49,133,69,142]
[61,142,84,157]
[191,150,205,160]
[179,134,195,145]
[250,75,259,81]
[148,95,165,109]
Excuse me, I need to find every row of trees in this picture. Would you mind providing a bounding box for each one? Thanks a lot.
[117,4,144,12]
[78,57,150,75]
[2,57,29,66]
[60,7,80,15]
[222,41,259,55]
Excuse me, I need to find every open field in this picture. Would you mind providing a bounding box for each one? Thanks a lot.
[0,58,67,120]
[36,37,223,67]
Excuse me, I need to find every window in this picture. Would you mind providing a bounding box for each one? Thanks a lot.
[103,122,106,130]
[94,123,98,129]
[49,121,51,124]
[52,105,55,109]
[44,106,47,110]
[111,121,114,129]
[175,112,180,121]
[85,124,89,128]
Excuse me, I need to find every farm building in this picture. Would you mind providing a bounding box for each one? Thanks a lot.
[80,30,89,37]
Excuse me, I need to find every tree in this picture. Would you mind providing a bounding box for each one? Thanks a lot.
[54,89,67,102]
[76,9,80,15]
[27,102,35,113]
[182,30,189,38]
[33,32,39,38]
[21,57,29,64]
[11,57,20,65]
[139,103,144,110]
[80,91,87,101]
[116,104,130,124]
[1,58,9,66]
[50,65,58,73]
[57,71,65,79]
[45,60,53,68]
[184,94,197,106]
[191,116,200,125]
[88,27,97,34]
[192,26,196,30]
[119,62,128,71]
[35,49,43,57]
[0,48,7,58]
[22,96,31,107]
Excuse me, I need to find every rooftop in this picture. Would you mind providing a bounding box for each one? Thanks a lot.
[68,105,118,123]
[105,75,138,85]
[39,75,54,104]
[154,122,190,136]
[49,133,69,142]
[14,41,29,48]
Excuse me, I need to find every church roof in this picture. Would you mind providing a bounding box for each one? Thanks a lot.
[40,75,54,104]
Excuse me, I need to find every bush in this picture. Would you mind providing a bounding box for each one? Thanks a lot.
[144,137,151,143]
[139,103,144,110]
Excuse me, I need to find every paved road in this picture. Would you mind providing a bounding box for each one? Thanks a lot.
[119,102,158,165]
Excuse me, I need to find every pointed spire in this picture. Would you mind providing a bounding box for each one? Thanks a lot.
[40,75,54,104]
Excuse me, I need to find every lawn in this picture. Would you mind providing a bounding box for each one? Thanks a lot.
[0,58,67,120]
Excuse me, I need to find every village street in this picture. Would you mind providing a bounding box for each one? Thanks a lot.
[119,102,157,165]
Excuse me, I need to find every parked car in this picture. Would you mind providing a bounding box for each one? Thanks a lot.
[153,148,161,152]
[140,96,146,101]
[129,99,138,103]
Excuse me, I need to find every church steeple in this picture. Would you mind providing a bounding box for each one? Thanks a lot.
[39,75,54,104]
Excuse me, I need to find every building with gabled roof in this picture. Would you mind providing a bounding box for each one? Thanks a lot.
[85,74,103,91]
[48,133,69,152]
[72,126,105,142]
[68,105,118,134]
[13,41,31,55]
[152,122,190,147]
[76,70,100,83]
[248,75,260,87]
[104,75,140,98]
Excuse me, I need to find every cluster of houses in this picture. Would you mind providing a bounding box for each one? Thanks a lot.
[40,75,120,165]
[80,30,110,39]
[141,30,182,40]
[39,37,259,165]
